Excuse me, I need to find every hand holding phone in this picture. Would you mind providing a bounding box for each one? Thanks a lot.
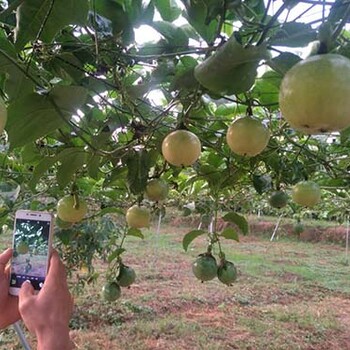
[9,210,54,296]
[0,248,20,329]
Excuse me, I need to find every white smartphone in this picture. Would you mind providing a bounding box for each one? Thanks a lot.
[9,210,54,296]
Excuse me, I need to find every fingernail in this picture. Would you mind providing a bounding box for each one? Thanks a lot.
[24,280,32,285]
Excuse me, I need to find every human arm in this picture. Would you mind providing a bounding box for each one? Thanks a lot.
[0,248,20,329]
[18,250,74,350]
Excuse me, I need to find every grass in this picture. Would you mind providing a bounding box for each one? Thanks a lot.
[1,216,350,349]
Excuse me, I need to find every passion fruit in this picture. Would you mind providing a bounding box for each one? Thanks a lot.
[279,54,350,134]
[126,205,150,228]
[268,191,289,209]
[217,260,237,286]
[192,253,217,282]
[291,181,321,208]
[162,130,201,166]
[145,179,169,202]
[226,116,270,156]
[117,264,136,287]
[102,282,121,302]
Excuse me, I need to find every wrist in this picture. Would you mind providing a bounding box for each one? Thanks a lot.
[36,325,73,350]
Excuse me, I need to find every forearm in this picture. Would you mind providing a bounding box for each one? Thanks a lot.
[36,326,73,350]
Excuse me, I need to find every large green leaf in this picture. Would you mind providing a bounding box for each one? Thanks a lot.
[268,52,301,75]
[251,70,281,109]
[182,229,206,252]
[181,0,217,43]
[7,85,87,148]
[269,22,317,47]
[222,212,249,235]
[220,227,239,242]
[154,0,181,22]
[194,35,269,95]
[93,0,131,38]
[0,30,34,99]
[126,150,156,195]
[127,227,144,239]
[29,156,57,190]
[15,0,88,50]
[151,21,189,47]
[56,148,88,188]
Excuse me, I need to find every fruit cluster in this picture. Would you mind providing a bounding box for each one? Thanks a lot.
[192,253,237,286]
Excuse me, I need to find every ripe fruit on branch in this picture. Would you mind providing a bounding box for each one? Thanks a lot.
[0,96,7,134]
[192,253,217,282]
[217,260,237,286]
[226,116,270,156]
[291,181,321,207]
[162,130,201,166]
[268,191,289,209]
[57,195,87,223]
[279,54,350,134]
[126,205,150,228]
[102,282,121,302]
[145,179,169,202]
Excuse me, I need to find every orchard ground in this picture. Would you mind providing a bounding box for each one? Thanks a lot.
[1,214,350,350]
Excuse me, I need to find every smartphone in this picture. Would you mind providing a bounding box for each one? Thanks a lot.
[9,210,54,296]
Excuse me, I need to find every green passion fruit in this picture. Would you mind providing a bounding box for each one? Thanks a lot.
[102,282,121,302]
[145,179,169,202]
[192,253,217,282]
[217,260,237,286]
[268,191,289,209]
[117,264,136,287]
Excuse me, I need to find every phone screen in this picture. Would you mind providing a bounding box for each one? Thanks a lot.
[10,218,51,291]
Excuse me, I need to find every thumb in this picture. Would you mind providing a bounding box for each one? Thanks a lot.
[19,280,35,299]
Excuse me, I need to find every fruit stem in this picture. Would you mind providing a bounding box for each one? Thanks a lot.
[73,193,80,210]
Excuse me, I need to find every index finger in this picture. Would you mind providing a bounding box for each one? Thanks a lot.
[42,250,67,291]
[0,248,12,274]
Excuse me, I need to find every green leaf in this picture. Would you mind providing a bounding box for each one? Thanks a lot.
[98,207,124,216]
[15,0,88,50]
[194,35,269,95]
[29,156,57,190]
[87,154,101,180]
[0,30,34,99]
[7,86,87,148]
[181,0,217,43]
[270,22,317,47]
[151,21,188,47]
[222,212,249,235]
[126,150,155,195]
[94,0,127,30]
[182,229,206,252]
[107,248,126,263]
[220,227,239,242]
[154,0,181,22]
[340,126,350,144]
[127,227,144,239]
[56,148,88,188]
[251,70,281,109]
[252,174,272,195]
[268,52,301,75]
[57,229,75,245]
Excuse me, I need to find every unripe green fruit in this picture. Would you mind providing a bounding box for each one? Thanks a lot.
[192,253,217,282]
